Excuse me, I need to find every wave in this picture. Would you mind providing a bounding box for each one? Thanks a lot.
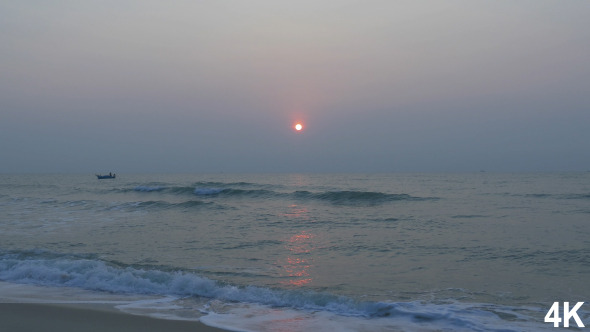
[134,186,165,192]
[127,182,431,206]
[131,186,196,195]
[0,250,366,314]
[194,188,225,195]
[193,188,429,205]
[6,195,220,214]
[39,189,421,214]
[130,185,276,198]
[293,190,426,205]
[561,193,590,200]
[0,250,546,331]
[516,193,590,200]
[193,181,263,188]
[194,188,278,199]
[109,200,217,211]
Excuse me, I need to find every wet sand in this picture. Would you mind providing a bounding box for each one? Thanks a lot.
[0,303,230,332]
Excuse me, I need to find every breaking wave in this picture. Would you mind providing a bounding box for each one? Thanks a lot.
[109,200,216,211]
[0,250,545,331]
[0,250,386,316]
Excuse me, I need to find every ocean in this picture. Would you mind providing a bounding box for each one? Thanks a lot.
[1,173,589,331]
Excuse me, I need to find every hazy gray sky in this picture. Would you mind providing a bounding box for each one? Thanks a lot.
[1,1,589,173]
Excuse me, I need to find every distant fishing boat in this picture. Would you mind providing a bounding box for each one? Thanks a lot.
[96,173,116,179]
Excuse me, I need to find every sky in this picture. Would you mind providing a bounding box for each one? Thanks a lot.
[1,0,589,173]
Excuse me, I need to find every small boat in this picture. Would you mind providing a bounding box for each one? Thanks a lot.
[96,173,116,179]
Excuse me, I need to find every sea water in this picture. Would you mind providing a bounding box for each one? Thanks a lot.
[1,173,589,331]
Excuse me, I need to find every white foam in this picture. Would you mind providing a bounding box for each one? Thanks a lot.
[200,300,556,332]
[134,186,164,192]
[115,296,210,321]
[0,281,554,332]
[0,253,556,331]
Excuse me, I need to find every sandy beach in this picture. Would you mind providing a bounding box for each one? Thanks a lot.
[0,303,229,332]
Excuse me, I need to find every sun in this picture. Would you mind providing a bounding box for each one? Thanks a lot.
[294,123,303,131]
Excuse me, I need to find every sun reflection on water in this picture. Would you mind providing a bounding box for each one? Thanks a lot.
[278,205,317,287]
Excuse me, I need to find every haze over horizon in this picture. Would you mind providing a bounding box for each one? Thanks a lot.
[2,1,589,173]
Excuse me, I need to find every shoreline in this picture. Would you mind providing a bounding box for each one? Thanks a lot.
[0,303,231,332]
